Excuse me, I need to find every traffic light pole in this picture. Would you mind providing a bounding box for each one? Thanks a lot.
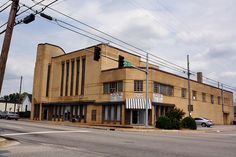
[0,0,19,95]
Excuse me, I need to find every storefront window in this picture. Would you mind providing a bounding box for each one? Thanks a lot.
[103,105,121,122]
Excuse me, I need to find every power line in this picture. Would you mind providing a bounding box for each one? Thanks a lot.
[1,0,46,35]
[0,22,8,30]
[55,20,103,43]
[0,0,10,9]
[35,2,191,73]
[19,1,236,91]
[1,0,58,35]
[16,0,46,17]
[0,2,11,13]
[44,5,236,90]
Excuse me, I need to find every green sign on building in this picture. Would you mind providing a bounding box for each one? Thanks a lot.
[123,60,132,67]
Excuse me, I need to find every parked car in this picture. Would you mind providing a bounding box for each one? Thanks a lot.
[0,111,3,119]
[0,111,19,120]
[0,111,6,119]
[194,117,214,127]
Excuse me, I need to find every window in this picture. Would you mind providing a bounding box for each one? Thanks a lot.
[192,90,197,100]
[103,105,121,122]
[91,110,96,121]
[75,58,80,95]
[154,82,173,96]
[70,60,75,96]
[65,61,69,96]
[110,82,117,93]
[111,106,115,121]
[60,62,65,96]
[218,96,221,105]
[211,95,214,104]
[81,57,86,95]
[224,98,229,104]
[202,93,206,102]
[181,88,187,98]
[103,81,123,94]
[116,105,121,121]
[46,64,51,97]
[134,80,143,92]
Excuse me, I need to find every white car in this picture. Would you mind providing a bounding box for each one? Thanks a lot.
[0,111,19,120]
[194,117,214,127]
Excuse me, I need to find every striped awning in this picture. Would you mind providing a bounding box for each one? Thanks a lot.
[126,98,152,109]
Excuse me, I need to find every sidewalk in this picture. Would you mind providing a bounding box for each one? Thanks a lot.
[19,119,206,133]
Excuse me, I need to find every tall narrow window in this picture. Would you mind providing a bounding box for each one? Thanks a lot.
[60,62,65,96]
[65,61,69,96]
[192,90,197,100]
[181,88,186,98]
[70,60,75,96]
[211,95,214,104]
[217,96,221,105]
[202,93,206,102]
[81,57,86,95]
[75,58,80,95]
[46,64,51,97]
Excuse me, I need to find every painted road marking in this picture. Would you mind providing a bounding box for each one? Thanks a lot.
[1,130,91,136]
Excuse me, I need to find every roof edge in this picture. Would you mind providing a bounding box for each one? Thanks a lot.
[38,43,66,54]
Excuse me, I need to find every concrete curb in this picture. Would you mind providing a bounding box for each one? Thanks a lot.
[0,136,19,147]
[18,119,206,133]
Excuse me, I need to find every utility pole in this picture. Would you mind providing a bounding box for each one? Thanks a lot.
[145,53,149,128]
[0,0,19,94]
[17,76,23,113]
[19,76,23,94]
[187,55,191,117]
[17,75,23,113]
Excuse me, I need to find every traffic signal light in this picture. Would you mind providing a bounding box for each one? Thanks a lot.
[23,14,35,24]
[118,55,124,68]
[94,46,101,61]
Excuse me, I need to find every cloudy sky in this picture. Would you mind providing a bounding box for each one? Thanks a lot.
[0,0,235,100]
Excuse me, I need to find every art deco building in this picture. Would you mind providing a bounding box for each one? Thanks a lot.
[31,43,234,125]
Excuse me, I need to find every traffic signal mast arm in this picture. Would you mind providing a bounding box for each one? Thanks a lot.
[93,46,147,73]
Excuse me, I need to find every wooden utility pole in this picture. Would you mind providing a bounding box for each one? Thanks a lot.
[0,0,19,94]
[19,75,23,94]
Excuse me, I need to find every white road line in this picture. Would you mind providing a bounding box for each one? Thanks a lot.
[1,130,91,136]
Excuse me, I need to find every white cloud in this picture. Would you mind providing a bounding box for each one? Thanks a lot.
[0,0,235,98]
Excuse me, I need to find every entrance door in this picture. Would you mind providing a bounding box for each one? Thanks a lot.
[132,110,138,124]
[43,108,48,120]
[131,110,145,125]
[64,106,71,121]
[223,113,228,124]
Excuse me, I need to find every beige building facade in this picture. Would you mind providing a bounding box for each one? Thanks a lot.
[31,43,234,126]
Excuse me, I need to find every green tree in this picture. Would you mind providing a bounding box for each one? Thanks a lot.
[3,95,10,111]
[166,107,185,121]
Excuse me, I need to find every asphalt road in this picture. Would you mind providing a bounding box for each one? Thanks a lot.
[0,120,236,157]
